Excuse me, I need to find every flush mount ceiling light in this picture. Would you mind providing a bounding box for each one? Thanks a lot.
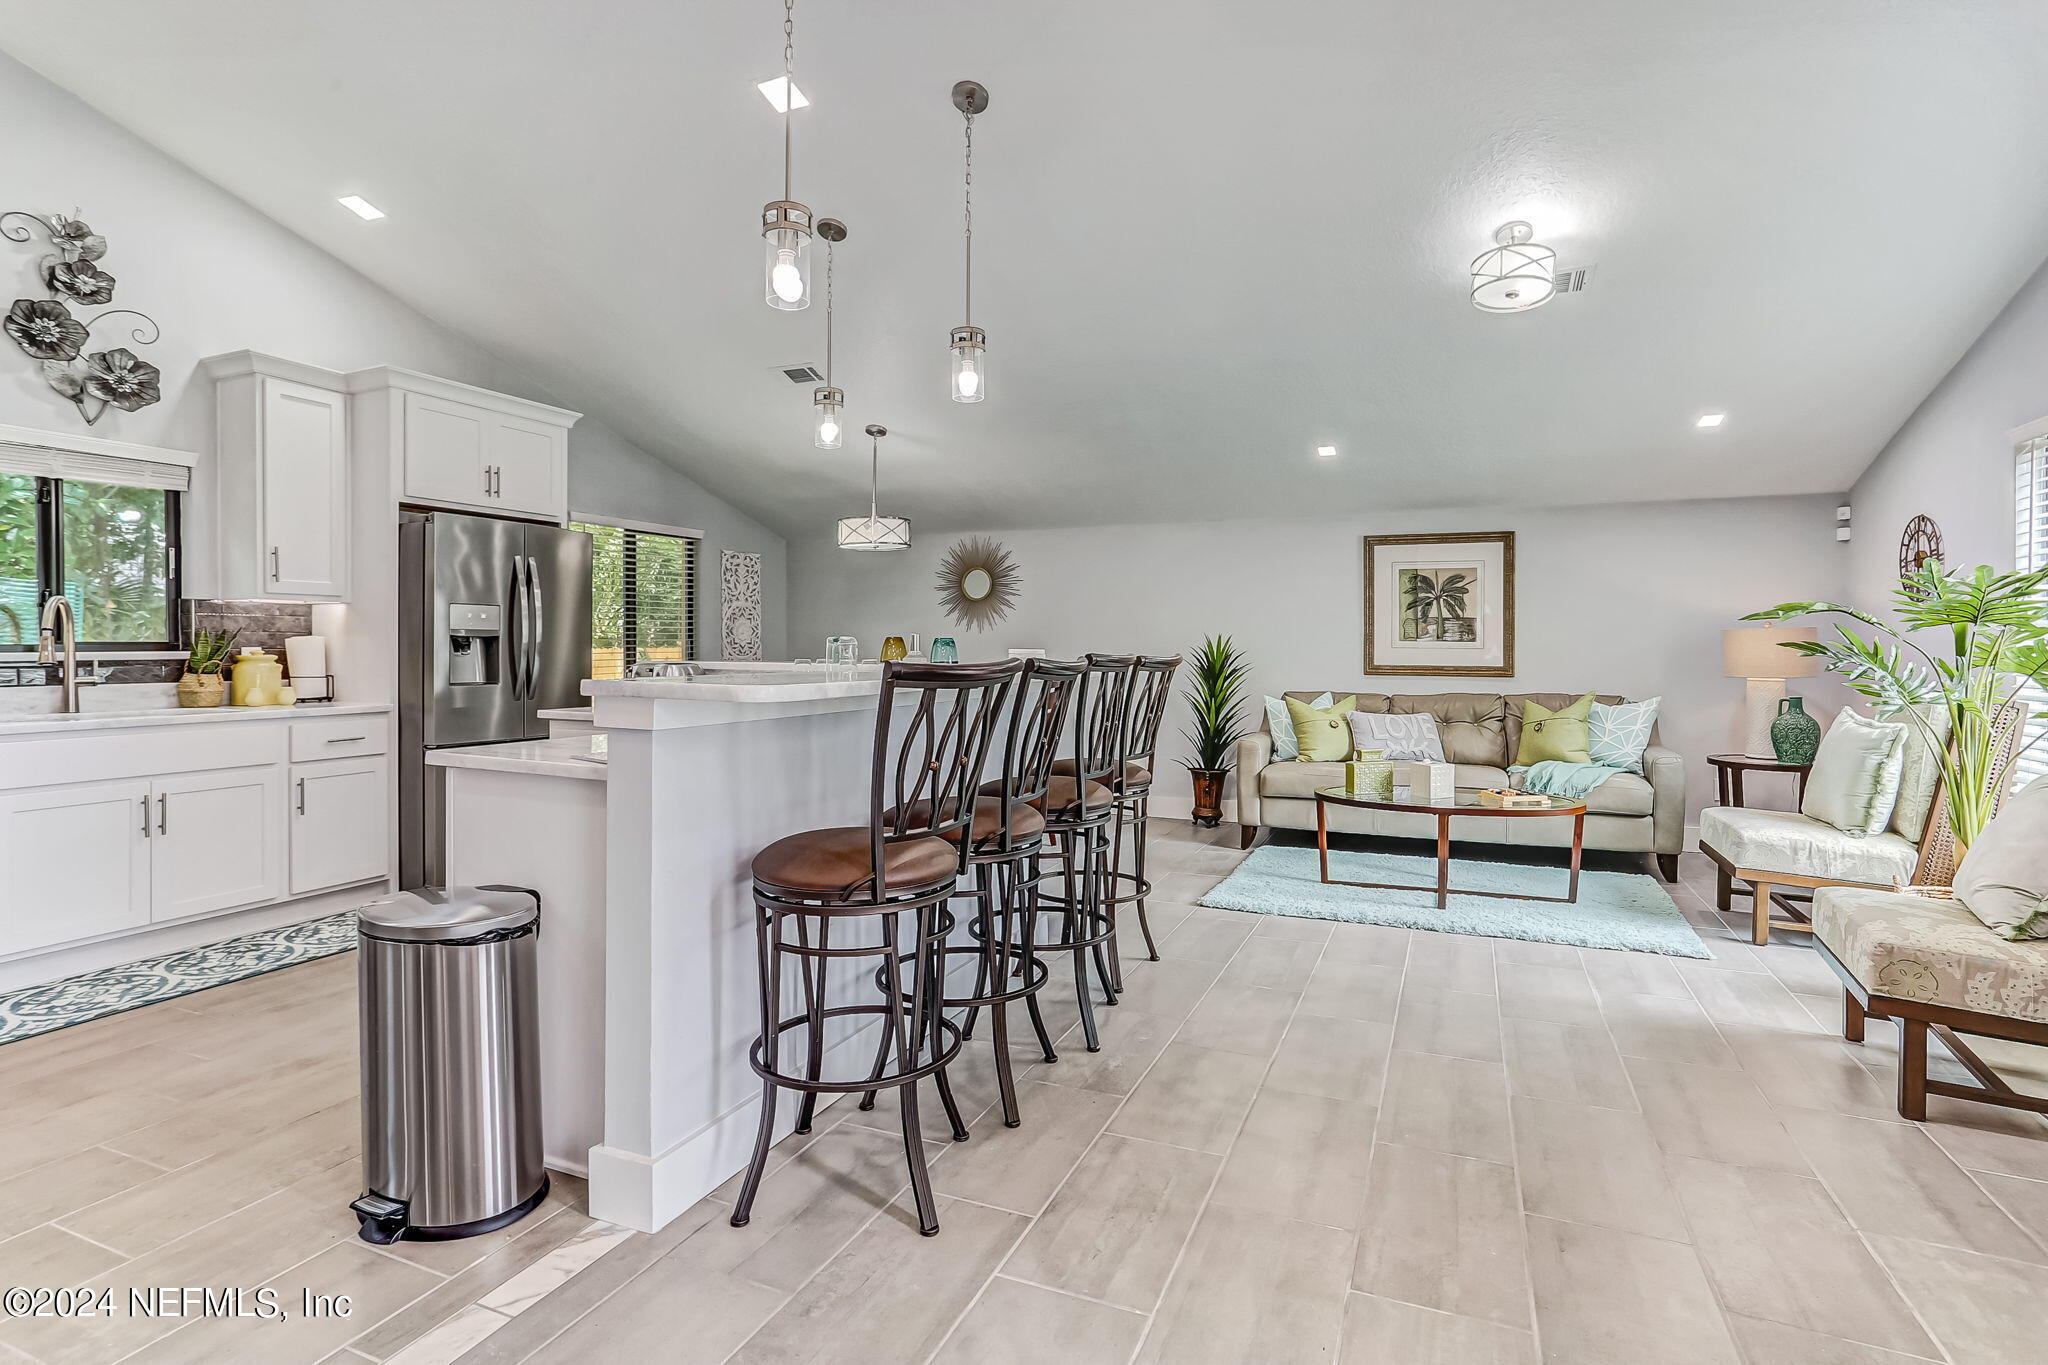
[1315,444,1338,459]
[838,425,910,551]
[1696,413,1726,428]
[760,0,811,310]
[813,219,846,449]
[949,80,990,403]
[755,75,809,112]
[1470,221,1556,312]
[337,195,385,220]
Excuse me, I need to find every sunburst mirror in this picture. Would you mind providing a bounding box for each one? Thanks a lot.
[936,535,1020,632]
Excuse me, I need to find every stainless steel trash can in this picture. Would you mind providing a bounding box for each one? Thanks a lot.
[350,885,546,1244]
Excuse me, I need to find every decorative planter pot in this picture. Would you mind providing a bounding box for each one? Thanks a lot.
[1188,768,1227,828]
[177,672,226,708]
[1770,696,1821,766]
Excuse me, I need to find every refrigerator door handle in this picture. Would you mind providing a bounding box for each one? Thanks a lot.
[510,553,530,700]
[526,553,545,700]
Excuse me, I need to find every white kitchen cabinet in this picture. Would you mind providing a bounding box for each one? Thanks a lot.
[291,755,390,895]
[0,779,153,956]
[353,368,575,523]
[150,767,285,921]
[203,352,351,601]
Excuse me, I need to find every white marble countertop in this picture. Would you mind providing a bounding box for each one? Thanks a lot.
[582,667,883,705]
[427,734,608,781]
[0,700,390,737]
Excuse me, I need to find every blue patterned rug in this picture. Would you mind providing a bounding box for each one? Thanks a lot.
[1200,846,1709,958]
[0,912,358,1045]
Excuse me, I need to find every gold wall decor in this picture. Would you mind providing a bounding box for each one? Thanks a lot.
[936,535,1020,632]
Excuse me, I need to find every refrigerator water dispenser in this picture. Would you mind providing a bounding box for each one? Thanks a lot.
[446,603,502,686]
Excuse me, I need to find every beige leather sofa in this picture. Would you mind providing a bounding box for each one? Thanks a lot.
[1234,691,1686,880]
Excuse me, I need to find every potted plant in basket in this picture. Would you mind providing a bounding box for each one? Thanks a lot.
[1746,560,2048,857]
[178,627,239,708]
[1181,635,1250,828]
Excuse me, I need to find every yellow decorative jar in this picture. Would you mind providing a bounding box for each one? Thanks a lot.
[880,636,908,662]
[1346,747,1395,800]
[230,648,285,707]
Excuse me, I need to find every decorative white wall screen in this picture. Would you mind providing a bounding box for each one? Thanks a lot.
[721,549,764,661]
[2012,433,2048,791]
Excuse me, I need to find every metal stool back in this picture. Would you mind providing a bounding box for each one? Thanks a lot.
[1096,653,1182,966]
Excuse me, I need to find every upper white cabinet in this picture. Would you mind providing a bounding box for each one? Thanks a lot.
[204,352,351,602]
[354,367,577,523]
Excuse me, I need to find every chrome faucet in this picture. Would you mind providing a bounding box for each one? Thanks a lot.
[36,596,97,713]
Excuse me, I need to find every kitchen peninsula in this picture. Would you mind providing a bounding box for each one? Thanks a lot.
[430,665,884,1233]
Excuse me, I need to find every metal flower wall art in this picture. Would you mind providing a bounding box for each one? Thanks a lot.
[3,210,163,425]
[935,535,1021,632]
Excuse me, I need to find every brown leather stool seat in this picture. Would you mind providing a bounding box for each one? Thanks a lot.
[980,774,1112,820]
[752,828,957,897]
[889,796,1047,851]
[1051,757,1151,790]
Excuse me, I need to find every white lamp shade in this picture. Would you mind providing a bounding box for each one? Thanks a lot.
[1470,240,1557,312]
[837,514,911,551]
[1722,627,1819,679]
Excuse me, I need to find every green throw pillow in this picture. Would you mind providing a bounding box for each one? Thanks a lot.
[1515,694,1595,766]
[1286,694,1357,762]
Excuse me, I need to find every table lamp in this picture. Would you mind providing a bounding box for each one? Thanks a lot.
[1723,627,1819,759]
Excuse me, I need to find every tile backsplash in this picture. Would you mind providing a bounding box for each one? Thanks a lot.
[0,599,314,688]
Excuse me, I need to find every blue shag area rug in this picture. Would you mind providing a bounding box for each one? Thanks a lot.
[1200,846,1709,958]
[0,911,359,1045]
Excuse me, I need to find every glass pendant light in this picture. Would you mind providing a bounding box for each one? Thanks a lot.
[838,425,911,551]
[813,219,846,448]
[762,0,811,310]
[1470,221,1556,312]
[949,81,989,402]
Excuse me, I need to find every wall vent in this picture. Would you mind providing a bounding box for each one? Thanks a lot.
[775,364,824,384]
[1551,265,1593,295]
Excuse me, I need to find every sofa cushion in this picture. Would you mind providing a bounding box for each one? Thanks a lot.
[1388,693,1508,767]
[1260,762,1506,800]
[1287,695,1358,762]
[1699,806,1917,885]
[1584,771,1656,817]
[1514,693,1596,766]
[1952,776,2048,940]
[1505,693,1623,760]
[1802,710,1908,836]
[1813,886,2048,1022]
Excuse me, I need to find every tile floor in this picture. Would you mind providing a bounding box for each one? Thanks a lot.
[0,821,2043,1363]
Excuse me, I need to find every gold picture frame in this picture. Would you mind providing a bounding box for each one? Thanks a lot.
[1363,531,1515,676]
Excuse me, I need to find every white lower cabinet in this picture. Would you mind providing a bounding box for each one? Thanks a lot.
[151,767,286,921]
[291,756,390,896]
[0,779,153,956]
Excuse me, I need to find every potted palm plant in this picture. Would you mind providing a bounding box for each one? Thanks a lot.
[178,627,239,708]
[1180,635,1250,827]
[1746,561,2048,856]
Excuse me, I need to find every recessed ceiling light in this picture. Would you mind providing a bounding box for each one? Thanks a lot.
[337,195,385,221]
[756,76,809,112]
[1696,413,1726,428]
[1315,444,1338,459]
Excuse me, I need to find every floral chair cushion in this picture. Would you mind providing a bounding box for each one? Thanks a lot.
[1813,886,2048,1023]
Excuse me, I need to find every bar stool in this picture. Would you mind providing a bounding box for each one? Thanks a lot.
[996,654,1137,1053]
[730,660,1022,1238]
[894,656,1082,1128]
[1090,654,1181,982]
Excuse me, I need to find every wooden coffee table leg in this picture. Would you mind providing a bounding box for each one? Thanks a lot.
[1435,815,1451,908]
[1568,813,1585,902]
[1317,797,1330,884]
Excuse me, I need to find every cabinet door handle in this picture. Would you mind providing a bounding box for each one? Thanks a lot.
[157,793,167,835]
[493,465,502,497]
[141,795,152,838]
[325,735,365,744]
[270,546,280,580]
[296,777,306,814]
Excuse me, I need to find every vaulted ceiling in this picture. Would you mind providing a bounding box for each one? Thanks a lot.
[4,0,2047,537]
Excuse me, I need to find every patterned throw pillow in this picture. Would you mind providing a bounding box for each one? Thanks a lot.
[1588,697,1660,774]
[1264,692,1333,762]
[1347,710,1446,762]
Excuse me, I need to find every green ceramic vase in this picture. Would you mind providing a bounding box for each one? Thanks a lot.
[1770,696,1821,766]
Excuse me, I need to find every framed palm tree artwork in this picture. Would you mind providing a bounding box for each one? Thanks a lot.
[1363,531,1515,676]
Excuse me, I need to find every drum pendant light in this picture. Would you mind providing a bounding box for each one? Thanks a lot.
[761,0,812,310]
[838,425,910,551]
[949,81,989,402]
[1470,221,1556,312]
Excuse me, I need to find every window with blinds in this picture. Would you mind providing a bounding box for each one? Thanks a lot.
[2013,433,2048,790]
[571,521,698,680]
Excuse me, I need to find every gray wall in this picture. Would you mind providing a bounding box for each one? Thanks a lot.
[1849,255,2048,610]
[0,51,782,658]
[789,495,1848,820]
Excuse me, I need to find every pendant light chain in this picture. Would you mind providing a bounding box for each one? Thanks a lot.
[781,0,796,201]
[824,238,834,385]
[869,428,880,519]
[962,111,974,324]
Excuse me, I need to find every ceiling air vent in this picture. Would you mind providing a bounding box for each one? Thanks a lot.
[775,364,824,384]
[1550,265,1593,295]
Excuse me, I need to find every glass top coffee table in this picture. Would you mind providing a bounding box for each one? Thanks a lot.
[1314,787,1588,908]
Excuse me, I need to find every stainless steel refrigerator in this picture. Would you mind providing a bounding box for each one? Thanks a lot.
[399,511,592,889]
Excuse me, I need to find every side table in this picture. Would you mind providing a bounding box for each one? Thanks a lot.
[1708,753,1811,808]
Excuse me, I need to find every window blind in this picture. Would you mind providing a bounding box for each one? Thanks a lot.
[571,520,699,680]
[0,438,191,491]
[2013,433,2048,790]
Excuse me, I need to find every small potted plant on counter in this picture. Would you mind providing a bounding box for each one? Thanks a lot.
[1181,634,1249,828]
[178,627,238,708]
